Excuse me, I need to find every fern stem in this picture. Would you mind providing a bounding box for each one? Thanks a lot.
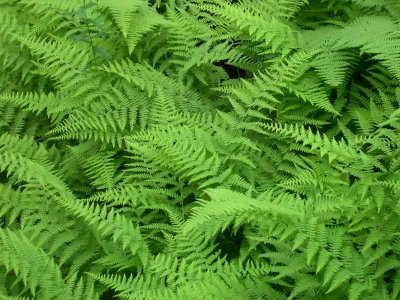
[83,0,98,65]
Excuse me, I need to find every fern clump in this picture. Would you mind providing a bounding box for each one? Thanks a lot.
[0,0,400,299]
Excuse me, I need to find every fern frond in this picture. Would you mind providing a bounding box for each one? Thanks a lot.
[0,228,97,299]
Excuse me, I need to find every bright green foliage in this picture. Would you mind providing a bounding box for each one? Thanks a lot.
[0,0,400,299]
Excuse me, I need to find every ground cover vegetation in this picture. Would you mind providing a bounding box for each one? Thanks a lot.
[0,0,400,299]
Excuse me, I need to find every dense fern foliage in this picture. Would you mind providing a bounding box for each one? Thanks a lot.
[1,0,400,299]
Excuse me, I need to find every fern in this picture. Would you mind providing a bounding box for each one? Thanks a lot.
[0,0,400,299]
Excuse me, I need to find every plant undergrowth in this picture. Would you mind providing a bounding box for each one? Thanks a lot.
[0,0,400,299]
